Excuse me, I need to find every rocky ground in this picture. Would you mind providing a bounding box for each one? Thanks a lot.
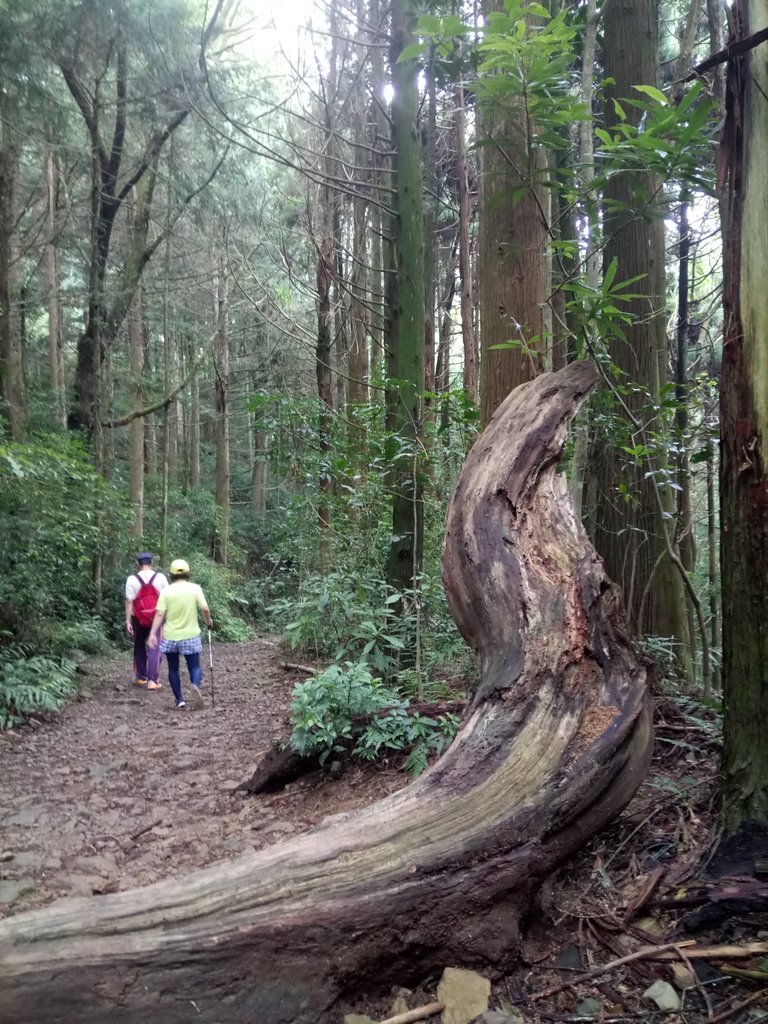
[2,644,766,1023]
[0,637,407,918]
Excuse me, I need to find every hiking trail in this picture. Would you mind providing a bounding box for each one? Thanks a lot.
[0,637,406,918]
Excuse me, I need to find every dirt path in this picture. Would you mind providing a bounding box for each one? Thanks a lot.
[0,638,406,919]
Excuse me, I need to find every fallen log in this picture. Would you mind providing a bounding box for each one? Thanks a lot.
[0,361,652,1024]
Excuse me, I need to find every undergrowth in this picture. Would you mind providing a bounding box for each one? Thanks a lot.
[0,654,78,730]
[289,662,459,776]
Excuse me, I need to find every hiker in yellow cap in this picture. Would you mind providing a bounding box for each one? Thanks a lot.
[148,559,212,710]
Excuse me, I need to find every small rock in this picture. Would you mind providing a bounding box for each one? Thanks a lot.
[343,1016,376,1024]
[61,874,103,897]
[438,967,491,1024]
[6,806,45,827]
[0,878,36,904]
[470,1012,526,1024]
[389,988,410,1016]
[13,851,45,869]
[72,853,118,876]
[575,996,603,1017]
[0,851,14,862]
[643,979,682,1012]
[670,963,696,990]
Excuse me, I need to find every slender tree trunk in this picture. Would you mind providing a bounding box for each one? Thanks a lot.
[188,337,201,488]
[213,242,230,565]
[675,192,700,683]
[386,0,425,603]
[44,148,66,430]
[128,280,145,541]
[316,184,334,566]
[0,126,27,440]
[719,0,768,833]
[568,0,600,518]
[706,438,720,691]
[591,0,692,680]
[455,84,477,402]
[252,427,268,516]
[347,86,370,409]
[423,51,438,404]
[369,0,390,391]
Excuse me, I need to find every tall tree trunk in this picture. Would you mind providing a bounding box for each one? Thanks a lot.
[347,80,370,409]
[719,0,768,833]
[568,0,600,518]
[386,0,425,603]
[44,147,66,430]
[213,243,230,565]
[188,337,201,489]
[591,0,692,680]
[316,183,334,566]
[478,0,548,427]
[423,50,438,404]
[368,0,390,391]
[455,84,477,402]
[706,438,720,692]
[0,125,27,440]
[128,281,145,541]
[674,191,700,683]
[252,427,268,516]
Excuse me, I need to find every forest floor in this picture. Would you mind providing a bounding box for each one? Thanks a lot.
[1,638,767,1023]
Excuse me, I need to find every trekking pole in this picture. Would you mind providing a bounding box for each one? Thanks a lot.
[208,628,215,708]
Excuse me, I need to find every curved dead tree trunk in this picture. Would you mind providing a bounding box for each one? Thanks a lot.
[0,361,652,1024]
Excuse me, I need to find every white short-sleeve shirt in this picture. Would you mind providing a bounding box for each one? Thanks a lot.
[125,567,169,600]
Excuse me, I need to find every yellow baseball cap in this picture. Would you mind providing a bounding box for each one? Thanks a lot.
[170,559,190,575]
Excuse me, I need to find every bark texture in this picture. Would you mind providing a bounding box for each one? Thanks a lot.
[719,0,768,832]
[0,361,651,1024]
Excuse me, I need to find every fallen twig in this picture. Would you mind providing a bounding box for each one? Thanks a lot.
[528,940,696,1001]
[280,661,317,675]
[130,818,163,842]
[674,943,713,1019]
[651,942,768,959]
[706,988,768,1024]
[377,1002,445,1024]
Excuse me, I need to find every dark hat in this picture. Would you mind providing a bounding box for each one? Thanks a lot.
[136,552,154,563]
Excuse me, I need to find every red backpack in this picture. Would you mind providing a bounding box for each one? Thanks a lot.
[132,572,160,628]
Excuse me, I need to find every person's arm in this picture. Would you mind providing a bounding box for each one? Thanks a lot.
[198,589,213,629]
[125,597,134,636]
[147,608,165,649]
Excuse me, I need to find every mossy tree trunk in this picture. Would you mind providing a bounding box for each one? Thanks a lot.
[719,0,768,832]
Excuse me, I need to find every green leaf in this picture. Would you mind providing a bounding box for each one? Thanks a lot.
[633,83,668,106]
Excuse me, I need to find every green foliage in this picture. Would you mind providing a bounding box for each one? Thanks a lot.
[0,655,78,730]
[289,663,459,776]
[0,435,129,645]
[273,571,409,675]
[183,559,253,642]
[41,618,112,658]
[595,82,715,196]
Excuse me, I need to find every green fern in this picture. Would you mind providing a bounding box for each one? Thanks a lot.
[0,656,77,730]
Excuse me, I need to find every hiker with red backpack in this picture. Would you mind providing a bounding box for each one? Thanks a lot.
[125,552,168,691]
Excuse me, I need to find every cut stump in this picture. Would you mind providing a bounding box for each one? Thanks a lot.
[0,361,652,1023]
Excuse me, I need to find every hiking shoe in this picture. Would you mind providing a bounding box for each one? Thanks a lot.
[190,685,204,710]
[174,700,186,709]
[146,681,162,691]
[134,678,147,687]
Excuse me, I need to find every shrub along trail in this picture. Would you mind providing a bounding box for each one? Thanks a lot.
[0,637,407,919]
